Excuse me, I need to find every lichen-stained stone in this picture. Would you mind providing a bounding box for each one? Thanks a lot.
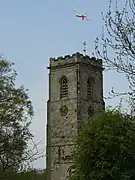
[46,52,105,180]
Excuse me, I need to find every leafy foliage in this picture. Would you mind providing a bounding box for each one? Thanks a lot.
[0,59,34,177]
[2,169,46,180]
[70,111,135,180]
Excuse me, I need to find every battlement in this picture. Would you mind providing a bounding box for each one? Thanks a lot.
[49,52,103,69]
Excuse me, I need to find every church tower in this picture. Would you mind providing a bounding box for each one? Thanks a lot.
[46,52,105,180]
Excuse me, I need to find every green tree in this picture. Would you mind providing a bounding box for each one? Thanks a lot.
[0,58,36,178]
[18,169,46,180]
[70,111,135,180]
[3,169,46,180]
[17,169,46,180]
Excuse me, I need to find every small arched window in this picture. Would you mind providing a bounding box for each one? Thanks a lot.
[87,77,94,99]
[67,166,74,179]
[60,76,68,98]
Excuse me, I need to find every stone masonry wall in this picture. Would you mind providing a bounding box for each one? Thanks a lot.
[46,52,105,180]
[47,64,78,180]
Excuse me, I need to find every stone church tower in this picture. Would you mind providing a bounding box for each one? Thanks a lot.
[46,52,105,180]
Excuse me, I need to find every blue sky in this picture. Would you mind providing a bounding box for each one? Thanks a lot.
[0,0,129,169]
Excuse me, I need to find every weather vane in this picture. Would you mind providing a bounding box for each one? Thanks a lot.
[83,41,87,56]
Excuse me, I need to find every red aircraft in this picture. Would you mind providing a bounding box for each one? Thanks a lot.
[76,14,87,20]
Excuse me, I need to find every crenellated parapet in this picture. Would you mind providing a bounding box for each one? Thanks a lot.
[49,52,103,70]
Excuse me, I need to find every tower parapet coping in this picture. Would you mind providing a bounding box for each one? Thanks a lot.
[49,52,103,69]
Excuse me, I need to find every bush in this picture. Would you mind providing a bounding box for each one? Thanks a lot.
[70,110,135,180]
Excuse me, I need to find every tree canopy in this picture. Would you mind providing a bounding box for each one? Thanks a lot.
[70,111,135,180]
[0,58,38,178]
[2,168,46,180]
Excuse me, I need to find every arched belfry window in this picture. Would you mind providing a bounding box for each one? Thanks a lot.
[59,76,68,98]
[87,77,94,99]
